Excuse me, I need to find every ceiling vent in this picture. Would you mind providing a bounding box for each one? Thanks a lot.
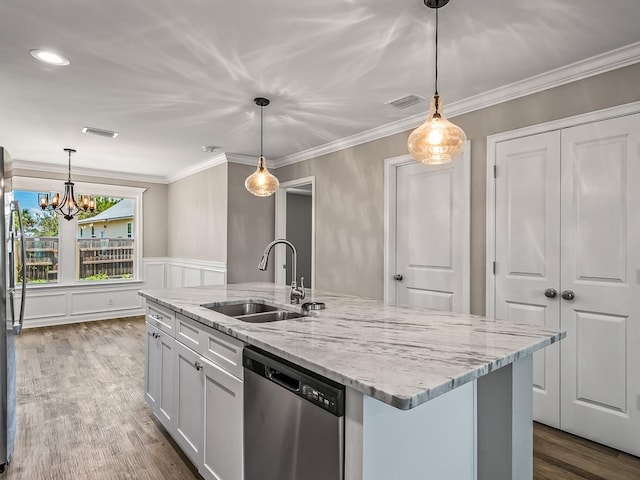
[386,94,426,109]
[82,127,119,138]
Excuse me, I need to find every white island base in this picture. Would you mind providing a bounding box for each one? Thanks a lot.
[345,356,533,480]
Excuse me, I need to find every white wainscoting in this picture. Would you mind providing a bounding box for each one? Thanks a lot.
[18,257,226,329]
[142,257,227,290]
[19,281,146,329]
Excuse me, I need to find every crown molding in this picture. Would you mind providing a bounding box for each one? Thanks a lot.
[11,159,166,184]
[225,153,257,166]
[165,152,228,183]
[164,152,257,183]
[273,41,640,168]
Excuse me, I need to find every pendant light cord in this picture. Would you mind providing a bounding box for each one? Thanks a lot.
[434,2,439,96]
[260,105,264,157]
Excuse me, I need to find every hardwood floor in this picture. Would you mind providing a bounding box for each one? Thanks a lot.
[6,316,640,479]
[8,317,200,480]
[534,422,640,480]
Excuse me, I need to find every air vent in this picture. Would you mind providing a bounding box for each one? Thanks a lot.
[82,127,119,138]
[386,94,426,109]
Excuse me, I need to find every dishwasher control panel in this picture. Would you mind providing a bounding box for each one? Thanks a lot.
[302,384,340,415]
[244,345,345,417]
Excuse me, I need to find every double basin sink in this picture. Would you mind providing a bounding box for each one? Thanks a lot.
[202,300,307,323]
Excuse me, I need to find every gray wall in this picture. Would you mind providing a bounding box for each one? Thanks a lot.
[11,168,168,258]
[285,192,312,287]
[162,162,274,282]
[276,63,640,313]
[167,163,228,262]
[226,162,275,283]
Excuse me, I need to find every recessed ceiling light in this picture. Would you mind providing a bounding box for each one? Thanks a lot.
[82,127,119,138]
[202,146,220,153]
[29,49,70,66]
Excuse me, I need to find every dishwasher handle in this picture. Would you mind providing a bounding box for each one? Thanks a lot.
[266,367,301,392]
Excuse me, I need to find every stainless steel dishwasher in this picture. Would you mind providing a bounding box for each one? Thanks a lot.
[243,346,345,480]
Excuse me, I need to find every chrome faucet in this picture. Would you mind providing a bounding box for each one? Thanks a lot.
[258,239,306,304]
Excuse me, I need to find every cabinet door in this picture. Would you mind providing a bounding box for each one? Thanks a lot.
[145,322,161,411]
[174,340,204,466]
[201,358,244,480]
[156,330,176,432]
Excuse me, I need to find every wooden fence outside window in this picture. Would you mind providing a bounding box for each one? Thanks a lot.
[21,237,134,283]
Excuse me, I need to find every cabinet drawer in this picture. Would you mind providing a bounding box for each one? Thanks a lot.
[147,302,175,336]
[176,313,204,352]
[200,328,244,380]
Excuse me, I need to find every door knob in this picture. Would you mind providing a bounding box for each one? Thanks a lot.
[544,288,557,299]
[393,274,403,281]
[561,290,575,301]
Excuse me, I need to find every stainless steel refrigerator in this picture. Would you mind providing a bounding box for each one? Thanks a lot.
[0,147,26,473]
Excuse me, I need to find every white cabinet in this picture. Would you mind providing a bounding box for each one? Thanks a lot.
[201,358,244,480]
[145,322,176,432]
[145,300,245,480]
[174,339,205,465]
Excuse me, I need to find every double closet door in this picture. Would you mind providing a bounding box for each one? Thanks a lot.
[494,113,640,456]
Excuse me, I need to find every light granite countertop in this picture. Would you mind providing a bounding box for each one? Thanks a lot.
[139,283,564,410]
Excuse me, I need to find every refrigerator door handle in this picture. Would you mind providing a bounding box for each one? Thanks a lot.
[10,201,26,335]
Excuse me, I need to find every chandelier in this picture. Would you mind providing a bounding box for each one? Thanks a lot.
[39,148,96,220]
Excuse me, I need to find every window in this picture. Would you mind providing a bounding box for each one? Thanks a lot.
[76,197,135,281]
[12,178,144,287]
[14,191,59,284]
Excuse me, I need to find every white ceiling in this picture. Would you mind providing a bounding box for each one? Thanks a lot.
[1,0,639,180]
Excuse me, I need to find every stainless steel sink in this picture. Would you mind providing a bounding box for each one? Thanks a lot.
[201,299,307,323]
[235,310,307,323]
[202,300,279,317]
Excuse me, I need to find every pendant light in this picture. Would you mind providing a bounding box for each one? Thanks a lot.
[39,148,95,220]
[245,97,279,196]
[408,0,466,165]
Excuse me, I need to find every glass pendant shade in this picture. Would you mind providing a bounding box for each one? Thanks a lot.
[245,97,279,197]
[408,95,466,165]
[245,156,279,196]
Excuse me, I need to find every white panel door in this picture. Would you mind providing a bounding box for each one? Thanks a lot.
[560,114,640,456]
[395,155,468,313]
[494,131,562,427]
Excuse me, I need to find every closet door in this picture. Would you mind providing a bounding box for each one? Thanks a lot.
[560,113,640,456]
[494,131,561,427]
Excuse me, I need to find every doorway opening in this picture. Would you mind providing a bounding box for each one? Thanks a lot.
[274,176,315,289]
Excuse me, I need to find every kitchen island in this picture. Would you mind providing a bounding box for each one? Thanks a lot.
[140,283,564,480]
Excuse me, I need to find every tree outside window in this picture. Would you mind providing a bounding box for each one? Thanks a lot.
[14,194,59,284]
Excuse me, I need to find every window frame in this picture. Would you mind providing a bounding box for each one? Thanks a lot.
[12,176,145,287]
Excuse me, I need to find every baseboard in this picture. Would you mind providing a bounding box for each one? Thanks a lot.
[24,308,146,329]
